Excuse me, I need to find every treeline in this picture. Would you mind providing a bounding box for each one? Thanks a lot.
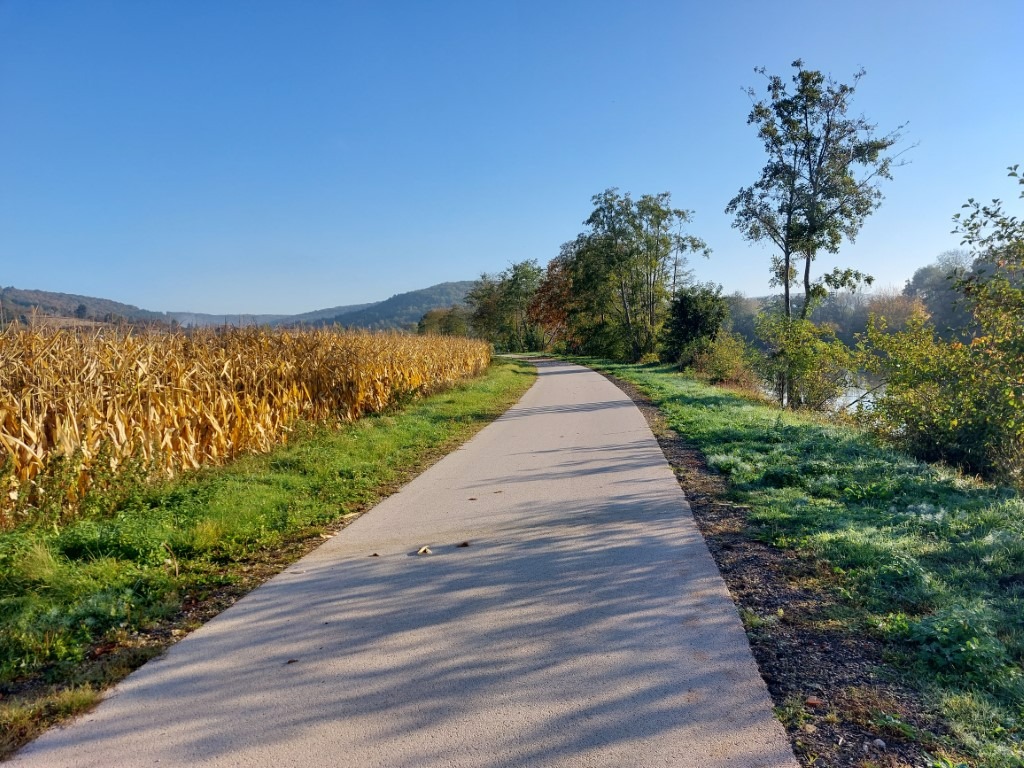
[425,249,965,389]
[431,168,1022,485]
[421,188,708,362]
[419,60,1022,486]
[723,249,976,348]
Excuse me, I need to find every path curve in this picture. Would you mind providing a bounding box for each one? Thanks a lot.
[13,361,797,768]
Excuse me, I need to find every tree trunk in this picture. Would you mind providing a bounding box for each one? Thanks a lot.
[801,253,813,320]
[783,250,792,319]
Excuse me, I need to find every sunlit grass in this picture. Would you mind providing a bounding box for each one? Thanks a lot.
[0,357,535,757]
[577,358,1023,767]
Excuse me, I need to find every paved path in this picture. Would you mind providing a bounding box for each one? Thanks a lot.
[13,361,797,768]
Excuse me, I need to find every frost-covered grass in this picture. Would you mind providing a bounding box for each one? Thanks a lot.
[578,359,1023,767]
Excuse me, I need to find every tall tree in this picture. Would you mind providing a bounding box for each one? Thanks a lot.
[578,189,707,361]
[464,274,503,343]
[726,60,905,319]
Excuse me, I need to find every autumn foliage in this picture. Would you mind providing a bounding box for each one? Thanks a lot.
[861,167,1024,484]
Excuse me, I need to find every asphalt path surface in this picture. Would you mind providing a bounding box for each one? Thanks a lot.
[13,360,797,767]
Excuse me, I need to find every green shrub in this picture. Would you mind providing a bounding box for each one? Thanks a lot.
[860,167,1024,487]
[860,313,1023,486]
[661,282,729,364]
[755,313,853,410]
[688,332,757,388]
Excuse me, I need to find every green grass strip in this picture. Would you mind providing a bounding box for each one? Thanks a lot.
[574,358,1023,768]
[0,357,535,756]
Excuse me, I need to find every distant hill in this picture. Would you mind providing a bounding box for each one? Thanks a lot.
[0,286,166,324]
[269,303,376,327]
[164,311,289,328]
[0,287,288,328]
[308,281,476,330]
[0,280,477,331]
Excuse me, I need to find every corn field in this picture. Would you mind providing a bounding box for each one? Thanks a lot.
[0,326,490,526]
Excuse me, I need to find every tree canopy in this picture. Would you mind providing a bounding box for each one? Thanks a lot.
[465,260,545,352]
[726,60,905,320]
[555,189,708,361]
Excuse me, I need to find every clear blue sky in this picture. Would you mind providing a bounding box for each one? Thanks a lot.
[1,0,1021,314]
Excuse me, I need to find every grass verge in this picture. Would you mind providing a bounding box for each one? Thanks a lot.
[574,359,1022,768]
[0,357,535,759]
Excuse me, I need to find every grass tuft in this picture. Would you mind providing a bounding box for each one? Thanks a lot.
[0,685,100,759]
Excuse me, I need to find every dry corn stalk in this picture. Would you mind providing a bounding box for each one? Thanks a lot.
[0,326,490,524]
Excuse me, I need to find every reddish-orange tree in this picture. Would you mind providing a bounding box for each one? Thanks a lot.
[528,251,575,350]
